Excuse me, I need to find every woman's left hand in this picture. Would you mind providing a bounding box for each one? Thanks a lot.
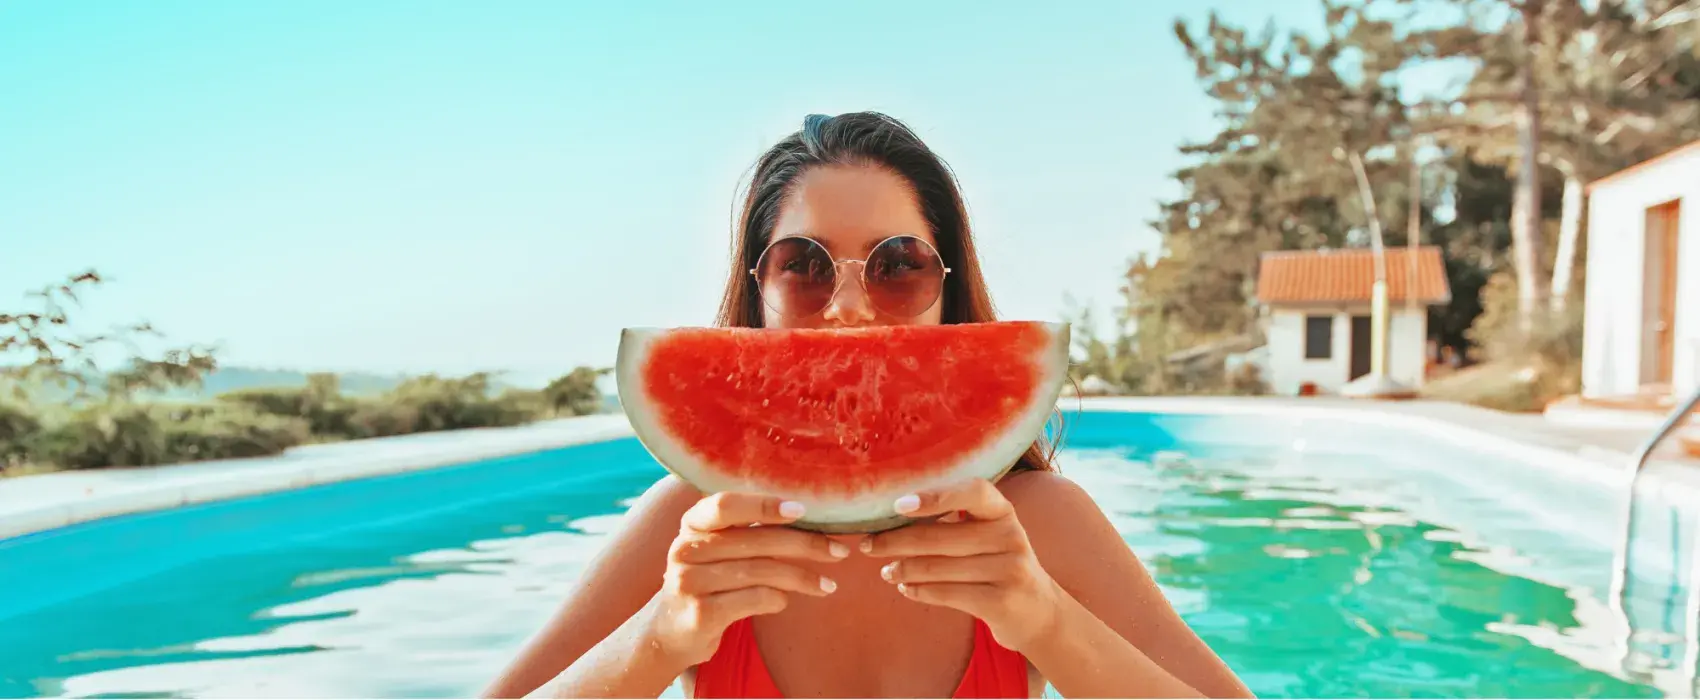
[859,478,1063,653]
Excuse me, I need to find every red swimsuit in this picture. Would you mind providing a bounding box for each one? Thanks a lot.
[690,616,1031,698]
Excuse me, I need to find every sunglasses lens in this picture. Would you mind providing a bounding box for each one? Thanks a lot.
[754,237,836,318]
[865,235,946,317]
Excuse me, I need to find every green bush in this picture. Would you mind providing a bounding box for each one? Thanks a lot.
[542,367,609,417]
[217,387,310,416]
[373,374,539,434]
[29,402,308,470]
[216,373,365,438]
[343,398,421,439]
[219,386,359,437]
[1224,363,1270,396]
[0,401,40,467]
[494,388,549,421]
[1452,268,1585,411]
[304,376,541,440]
[29,403,166,469]
[4,366,605,473]
[159,404,311,462]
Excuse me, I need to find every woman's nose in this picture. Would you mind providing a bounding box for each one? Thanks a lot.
[820,263,877,326]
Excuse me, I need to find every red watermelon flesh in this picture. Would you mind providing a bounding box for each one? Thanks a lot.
[615,321,1071,533]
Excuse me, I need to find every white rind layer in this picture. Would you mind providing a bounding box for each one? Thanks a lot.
[615,322,1073,532]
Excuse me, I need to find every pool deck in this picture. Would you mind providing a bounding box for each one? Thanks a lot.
[0,414,636,541]
[1,397,1694,542]
[1088,395,1688,468]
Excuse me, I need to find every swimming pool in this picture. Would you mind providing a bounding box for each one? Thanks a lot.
[1,404,1695,698]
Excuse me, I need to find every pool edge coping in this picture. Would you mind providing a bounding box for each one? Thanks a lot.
[0,415,639,543]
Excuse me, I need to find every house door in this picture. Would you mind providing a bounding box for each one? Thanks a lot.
[1644,200,1682,387]
[1350,315,1373,380]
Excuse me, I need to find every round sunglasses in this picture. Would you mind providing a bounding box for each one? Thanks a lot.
[749,234,952,319]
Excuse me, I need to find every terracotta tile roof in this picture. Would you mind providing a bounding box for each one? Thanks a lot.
[1255,246,1452,305]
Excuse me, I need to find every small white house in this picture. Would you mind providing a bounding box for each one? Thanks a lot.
[1255,246,1452,396]
[1582,140,1700,400]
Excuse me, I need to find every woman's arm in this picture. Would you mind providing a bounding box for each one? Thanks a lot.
[482,475,699,698]
[523,595,693,699]
[1019,584,1209,698]
[1007,472,1253,699]
[487,477,848,699]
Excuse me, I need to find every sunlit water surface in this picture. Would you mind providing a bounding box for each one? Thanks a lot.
[0,424,1682,698]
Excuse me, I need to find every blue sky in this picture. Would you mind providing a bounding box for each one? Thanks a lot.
[1,0,1337,385]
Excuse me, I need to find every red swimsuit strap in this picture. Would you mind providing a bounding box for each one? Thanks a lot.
[691,617,780,698]
[691,617,1029,698]
[954,618,1031,698]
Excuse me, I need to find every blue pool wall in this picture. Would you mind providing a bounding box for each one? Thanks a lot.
[0,439,667,622]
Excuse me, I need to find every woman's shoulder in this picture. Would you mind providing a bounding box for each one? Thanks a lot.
[996,469,1094,519]
[995,469,1133,565]
[622,473,707,532]
[645,472,709,507]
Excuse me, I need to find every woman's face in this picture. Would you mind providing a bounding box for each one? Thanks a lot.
[759,164,947,330]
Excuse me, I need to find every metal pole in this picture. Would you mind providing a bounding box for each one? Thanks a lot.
[1408,154,1421,312]
[1610,386,1700,678]
[1683,524,1699,696]
[1348,152,1391,378]
[1407,153,1423,381]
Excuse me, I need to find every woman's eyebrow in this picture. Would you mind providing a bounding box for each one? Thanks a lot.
[771,231,905,257]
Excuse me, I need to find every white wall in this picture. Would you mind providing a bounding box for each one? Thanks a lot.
[1266,306,1431,395]
[1583,146,1700,398]
[1390,308,1429,387]
[1267,309,1347,395]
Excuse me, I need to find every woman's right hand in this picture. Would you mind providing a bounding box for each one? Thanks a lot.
[641,492,851,668]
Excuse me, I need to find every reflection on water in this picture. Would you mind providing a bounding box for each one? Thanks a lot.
[1065,447,1666,698]
[0,442,663,699]
[0,435,1683,698]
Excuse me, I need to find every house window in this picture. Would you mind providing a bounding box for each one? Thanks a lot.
[1304,315,1332,359]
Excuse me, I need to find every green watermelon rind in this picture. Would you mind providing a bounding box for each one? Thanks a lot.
[614,322,1072,534]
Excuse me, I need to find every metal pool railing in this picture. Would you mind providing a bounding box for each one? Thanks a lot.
[1607,385,1700,693]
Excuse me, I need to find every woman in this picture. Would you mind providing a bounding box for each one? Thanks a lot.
[484,112,1251,699]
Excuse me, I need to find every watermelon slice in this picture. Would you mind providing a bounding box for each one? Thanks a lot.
[614,321,1071,533]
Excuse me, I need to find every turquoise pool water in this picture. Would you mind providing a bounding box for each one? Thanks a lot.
[0,410,1692,698]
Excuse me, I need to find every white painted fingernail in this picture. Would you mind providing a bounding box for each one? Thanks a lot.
[880,562,896,582]
[820,576,837,593]
[859,537,874,554]
[894,494,921,514]
[779,501,806,519]
[828,541,849,558]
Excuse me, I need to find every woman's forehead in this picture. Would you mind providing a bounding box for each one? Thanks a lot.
[771,164,934,255]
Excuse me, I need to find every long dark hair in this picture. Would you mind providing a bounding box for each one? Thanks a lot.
[714,111,1056,474]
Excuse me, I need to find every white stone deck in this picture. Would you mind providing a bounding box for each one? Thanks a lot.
[0,414,635,541]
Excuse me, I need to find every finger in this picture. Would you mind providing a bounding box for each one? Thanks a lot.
[682,492,806,532]
[699,585,789,629]
[893,479,1014,522]
[678,558,837,598]
[861,520,1015,558]
[880,554,1021,585]
[896,582,1002,617]
[674,527,852,564]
